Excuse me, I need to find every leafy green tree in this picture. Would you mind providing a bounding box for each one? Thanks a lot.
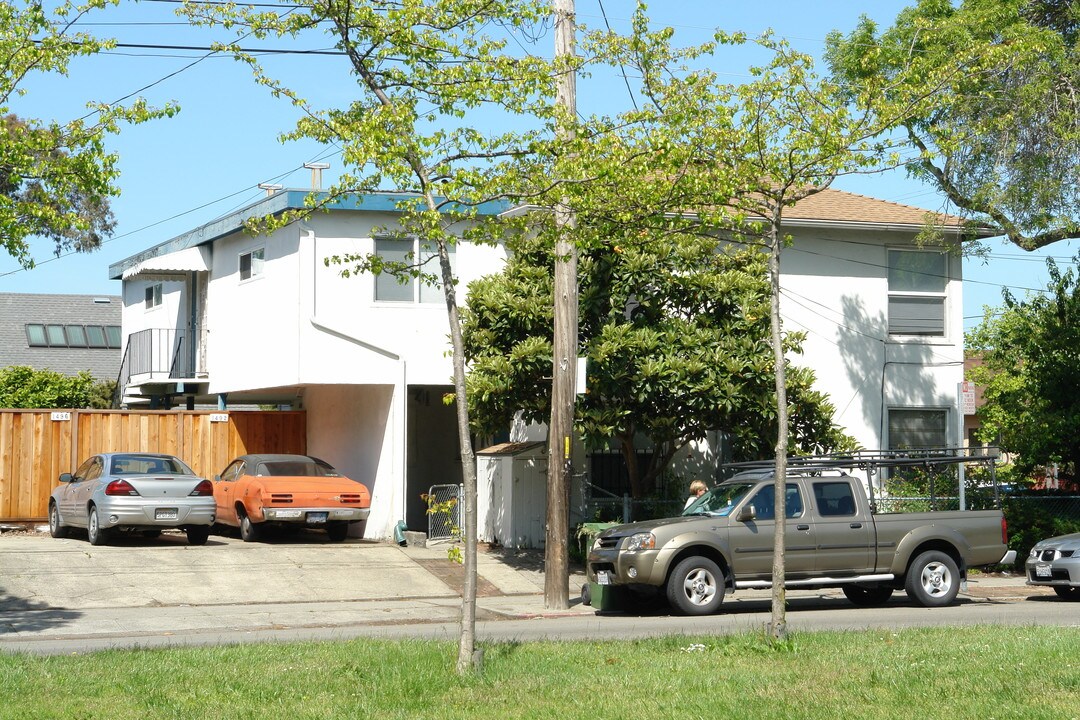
[968,256,1080,478]
[827,0,1080,250]
[1,0,175,267]
[463,228,855,499]
[180,0,556,673]
[0,366,103,408]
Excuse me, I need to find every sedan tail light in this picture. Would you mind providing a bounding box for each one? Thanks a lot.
[105,479,140,496]
[189,479,214,497]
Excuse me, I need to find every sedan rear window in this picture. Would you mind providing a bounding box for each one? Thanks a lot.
[256,459,341,477]
[111,455,193,475]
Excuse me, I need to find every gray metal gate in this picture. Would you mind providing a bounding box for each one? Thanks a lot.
[427,484,463,544]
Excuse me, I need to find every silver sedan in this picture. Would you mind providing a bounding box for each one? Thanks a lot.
[49,453,216,546]
[1026,531,1080,600]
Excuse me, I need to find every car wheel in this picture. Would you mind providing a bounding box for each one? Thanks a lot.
[326,522,349,542]
[905,550,960,607]
[238,511,260,542]
[842,585,894,607]
[186,526,210,546]
[87,506,110,546]
[666,556,725,615]
[1053,585,1080,600]
[48,502,68,539]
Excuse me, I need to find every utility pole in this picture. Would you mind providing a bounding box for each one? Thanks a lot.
[545,0,577,610]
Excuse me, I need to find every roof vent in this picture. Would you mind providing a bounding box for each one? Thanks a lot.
[258,183,282,196]
[92,297,111,304]
[304,162,330,191]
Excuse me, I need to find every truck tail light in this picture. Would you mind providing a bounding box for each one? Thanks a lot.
[1001,517,1009,545]
[105,479,139,496]
[189,480,214,497]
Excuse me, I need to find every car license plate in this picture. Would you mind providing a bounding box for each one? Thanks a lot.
[155,508,178,520]
[307,512,328,524]
[1036,564,1053,578]
[596,571,611,585]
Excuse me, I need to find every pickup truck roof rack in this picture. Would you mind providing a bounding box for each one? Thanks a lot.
[719,448,1003,512]
[720,448,999,473]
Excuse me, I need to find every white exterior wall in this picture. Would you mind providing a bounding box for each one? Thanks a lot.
[779,228,964,450]
[204,224,303,394]
[120,277,188,345]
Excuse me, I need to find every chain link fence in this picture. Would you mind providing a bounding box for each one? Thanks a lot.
[426,483,462,544]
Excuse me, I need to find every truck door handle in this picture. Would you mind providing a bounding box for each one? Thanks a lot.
[796,524,810,531]
[850,523,863,529]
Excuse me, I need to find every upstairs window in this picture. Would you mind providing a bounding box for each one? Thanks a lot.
[239,247,265,281]
[145,283,162,310]
[374,238,453,303]
[888,250,947,337]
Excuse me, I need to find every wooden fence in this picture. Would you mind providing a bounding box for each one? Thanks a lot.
[0,409,306,522]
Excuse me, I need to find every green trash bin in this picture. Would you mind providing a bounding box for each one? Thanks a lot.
[583,581,624,612]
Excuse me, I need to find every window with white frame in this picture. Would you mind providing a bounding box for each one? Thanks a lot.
[374,237,453,303]
[239,247,265,281]
[888,408,949,450]
[144,283,162,310]
[887,249,947,337]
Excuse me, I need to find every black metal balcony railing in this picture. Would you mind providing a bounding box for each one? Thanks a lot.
[113,329,206,407]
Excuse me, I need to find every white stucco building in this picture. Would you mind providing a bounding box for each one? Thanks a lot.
[109,187,976,543]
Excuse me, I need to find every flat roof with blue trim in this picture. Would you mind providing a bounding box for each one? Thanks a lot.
[109,189,509,280]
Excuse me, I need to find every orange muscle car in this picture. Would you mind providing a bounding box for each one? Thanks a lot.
[212,454,371,542]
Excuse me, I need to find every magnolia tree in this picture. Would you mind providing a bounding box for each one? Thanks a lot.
[1,0,174,267]
[179,0,556,674]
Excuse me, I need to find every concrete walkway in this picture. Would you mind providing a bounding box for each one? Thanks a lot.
[0,530,1051,654]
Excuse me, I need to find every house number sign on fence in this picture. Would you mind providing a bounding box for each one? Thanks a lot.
[50,412,71,421]
[209,413,229,423]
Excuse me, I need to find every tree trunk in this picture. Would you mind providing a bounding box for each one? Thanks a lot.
[767,209,789,643]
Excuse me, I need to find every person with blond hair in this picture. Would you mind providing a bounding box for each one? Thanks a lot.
[683,479,708,509]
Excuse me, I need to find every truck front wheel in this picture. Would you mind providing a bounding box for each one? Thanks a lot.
[905,550,960,607]
[666,556,725,615]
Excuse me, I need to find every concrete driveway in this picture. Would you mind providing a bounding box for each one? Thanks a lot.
[0,528,590,650]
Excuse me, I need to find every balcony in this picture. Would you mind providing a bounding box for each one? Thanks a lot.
[115,328,209,407]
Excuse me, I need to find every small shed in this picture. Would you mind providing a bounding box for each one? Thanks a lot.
[477,441,547,549]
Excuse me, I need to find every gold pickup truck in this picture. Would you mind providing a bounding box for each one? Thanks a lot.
[586,467,1016,615]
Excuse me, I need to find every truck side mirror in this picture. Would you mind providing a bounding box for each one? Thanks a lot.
[737,505,756,522]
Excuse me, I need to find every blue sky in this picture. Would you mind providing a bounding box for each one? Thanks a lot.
[2,0,1075,331]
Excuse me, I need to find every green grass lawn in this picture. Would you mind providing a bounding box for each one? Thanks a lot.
[1,626,1076,719]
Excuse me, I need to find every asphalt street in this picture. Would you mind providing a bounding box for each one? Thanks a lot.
[0,529,1073,655]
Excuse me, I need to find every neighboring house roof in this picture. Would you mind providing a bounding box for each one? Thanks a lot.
[109,189,509,281]
[783,188,984,232]
[0,293,122,381]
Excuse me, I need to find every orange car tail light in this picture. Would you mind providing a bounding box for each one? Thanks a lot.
[270,494,293,504]
[339,494,364,504]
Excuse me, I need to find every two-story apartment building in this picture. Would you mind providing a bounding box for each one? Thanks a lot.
[108,187,976,541]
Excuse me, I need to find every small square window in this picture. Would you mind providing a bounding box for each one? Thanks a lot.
[26,324,47,347]
[240,247,265,281]
[46,325,66,346]
[65,325,88,347]
[144,283,162,310]
[86,326,107,348]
